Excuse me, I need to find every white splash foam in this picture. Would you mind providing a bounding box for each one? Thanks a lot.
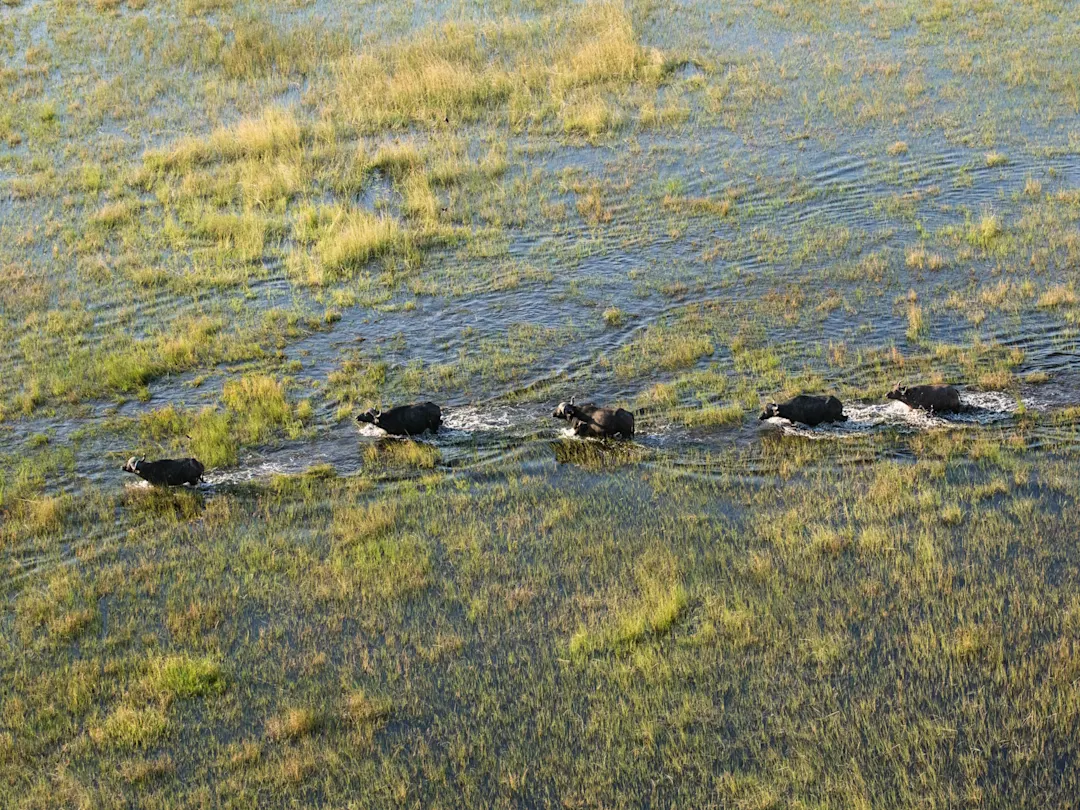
[355,422,388,438]
[203,462,290,485]
[960,390,1041,415]
[441,405,529,433]
[765,391,1045,438]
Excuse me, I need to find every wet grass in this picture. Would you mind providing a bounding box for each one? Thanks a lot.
[5,430,1080,805]
[2,0,1080,420]
[133,374,306,469]
[317,210,409,275]
[4,0,1080,805]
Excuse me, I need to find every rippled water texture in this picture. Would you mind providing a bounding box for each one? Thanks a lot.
[2,0,1080,518]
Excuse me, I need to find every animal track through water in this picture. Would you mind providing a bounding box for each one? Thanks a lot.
[763,392,1042,438]
[190,392,1058,485]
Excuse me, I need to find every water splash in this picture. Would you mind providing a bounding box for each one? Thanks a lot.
[764,391,1046,438]
[440,405,546,434]
[203,462,296,486]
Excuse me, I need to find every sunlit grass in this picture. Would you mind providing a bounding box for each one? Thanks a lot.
[222,374,292,444]
[602,307,624,326]
[91,200,137,229]
[265,708,320,742]
[911,302,928,339]
[363,440,440,470]
[369,140,421,178]
[1037,285,1077,308]
[7,428,1080,805]
[5,1,1080,805]
[91,707,169,750]
[571,559,688,657]
[19,494,68,534]
[331,1,666,134]
[966,211,1003,250]
[192,209,271,260]
[143,656,226,699]
[615,326,714,377]
[561,92,623,137]
[317,209,408,275]
[905,246,945,271]
[147,107,302,171]
[332,27,514,132]
[189,408,236,468]
[675,403,744,427]
[401,171,439,221]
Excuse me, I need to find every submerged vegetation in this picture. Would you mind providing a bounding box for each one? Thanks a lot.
[3,0,1080,806]
[6,429,1080,805]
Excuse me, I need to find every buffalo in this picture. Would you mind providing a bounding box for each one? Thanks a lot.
[123,456,205,486]
[759,395,847,427]
[886,383,965,413]
[552,399,635,439]
[357,402,442,436]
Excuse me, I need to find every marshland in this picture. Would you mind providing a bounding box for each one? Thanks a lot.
[2,0,1080,806]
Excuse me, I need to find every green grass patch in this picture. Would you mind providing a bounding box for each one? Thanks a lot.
[317,209,408,275]
[91,707,168,750]
[143,655,226,699]
[222,374,292,444]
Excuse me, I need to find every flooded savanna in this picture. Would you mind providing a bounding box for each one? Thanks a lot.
[2,0,1080,806]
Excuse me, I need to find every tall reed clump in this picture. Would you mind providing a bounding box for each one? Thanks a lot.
[316,209,408,276]
[189,408,236,468]
[330,1,668,134]
[222,374,292,443]
[145,107,302,172]
[332,24,513,132]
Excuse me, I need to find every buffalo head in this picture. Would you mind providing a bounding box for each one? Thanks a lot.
[885,383,906,401]
[356,408,381,426]
[552,398,578,420]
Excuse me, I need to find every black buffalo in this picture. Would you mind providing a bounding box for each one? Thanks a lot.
[123,456,205,486]
[886,383,965,413]
[552,400,635,439]
[759,395,846,427]
[357,402,442,436]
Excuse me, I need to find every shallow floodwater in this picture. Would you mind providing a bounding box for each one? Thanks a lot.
[7,4,1080,807]
[3,0,1080,554]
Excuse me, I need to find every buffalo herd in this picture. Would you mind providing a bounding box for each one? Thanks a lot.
[124,383,970,486]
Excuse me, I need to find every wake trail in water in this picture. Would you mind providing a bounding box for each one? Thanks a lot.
[764,391,1045,438]
[111,391,1070,489]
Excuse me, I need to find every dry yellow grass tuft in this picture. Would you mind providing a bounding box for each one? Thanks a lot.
[1037,285,1077,308]
[332,2,662,134]
[333,25,512,132]
[91,200,137,228]
[562,92,622,136]
[21,495,67,534]
[317,209,408,274]
[556,1,645,88]
[265,708,320,741]
[148,108,302,170]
